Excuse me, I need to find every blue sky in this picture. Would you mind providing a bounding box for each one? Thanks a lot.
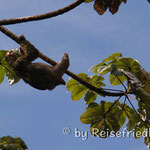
[0,0,150,150]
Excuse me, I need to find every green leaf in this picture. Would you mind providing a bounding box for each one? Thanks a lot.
[2,60,20,85]
[100,100,113,113]
[0,50,21,85]
[67,78,79,91]
[103,52,122,63]
[147,0,150,3]
[124,106,141,131]
[67,73,105,102]
[116,57,140,73]
[90,75,104,82]
[80,105,103,124]
[0,50,9,62]
[97,65,112,76]
[71,85,87,101]
[89,54,140,80]
[109,73,126,85]
[104,101,126,130]
[89,62,104,73]
[77,73,88,79]
[90,120,111,138]
[106,115,120,132]
[117,110,126,128]
[67,73,89,101]
[90,75,105,87]
[89,53,122,74]
[84,90,97,104]
[81,100,127,138]
[87,102,99,109]
[0,66,5,84]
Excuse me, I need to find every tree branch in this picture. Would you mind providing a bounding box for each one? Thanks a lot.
[0,26,20,44]
[0,25,125,97]
[0,0,84,26]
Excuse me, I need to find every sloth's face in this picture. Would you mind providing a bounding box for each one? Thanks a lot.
[5,50,17,64]
[5,49,21,66]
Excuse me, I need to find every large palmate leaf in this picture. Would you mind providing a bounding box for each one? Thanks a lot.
[67,73,105,102]
[81,101,126,138]
[89,53,141,86]
[103,52,122,63]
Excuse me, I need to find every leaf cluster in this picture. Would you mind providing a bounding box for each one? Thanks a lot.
[67,52,150,148]
[0,136,27,150]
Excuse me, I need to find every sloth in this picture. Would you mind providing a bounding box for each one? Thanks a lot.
[5,35,69,90]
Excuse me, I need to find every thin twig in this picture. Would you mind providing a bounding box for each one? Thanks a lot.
[116,75,127,91]
[0,0,84,26]
[126,95,144,122]
[104,96,122,117]
[0,25,126,97]
[102,88,123,92]
[122,96,127,110]
[123,96,127,105]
